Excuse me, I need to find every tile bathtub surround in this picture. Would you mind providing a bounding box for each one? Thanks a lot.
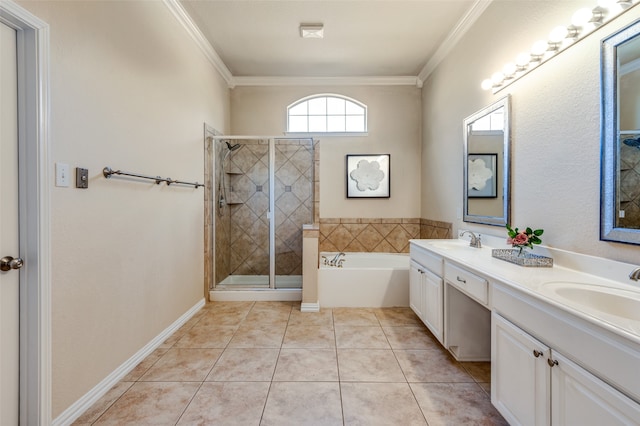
[420,218,453,239]
[319,218,422,253]
[73,302,507,425]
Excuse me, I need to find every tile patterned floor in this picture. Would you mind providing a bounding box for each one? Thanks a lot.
[73,302,508,425]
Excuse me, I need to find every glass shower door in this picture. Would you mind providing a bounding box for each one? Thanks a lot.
[220,138,271,288]
[272,138,314,289]
[213,137,313,290]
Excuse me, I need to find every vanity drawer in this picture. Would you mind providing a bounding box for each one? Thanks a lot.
[410,243,443,276]
[444,262,488,305]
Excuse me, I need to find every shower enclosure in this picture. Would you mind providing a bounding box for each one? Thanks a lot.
[211,137,314,291]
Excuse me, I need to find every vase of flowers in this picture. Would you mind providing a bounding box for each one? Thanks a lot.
[506,224,543,256]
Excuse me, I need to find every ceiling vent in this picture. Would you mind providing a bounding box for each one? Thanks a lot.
[300,24,324,39]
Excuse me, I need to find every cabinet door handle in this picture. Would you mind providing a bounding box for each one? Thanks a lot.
[533,349,543,358]
[456,276,466,284]
[547,358,559,367]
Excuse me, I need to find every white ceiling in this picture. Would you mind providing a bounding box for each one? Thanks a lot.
[178,0,486,84]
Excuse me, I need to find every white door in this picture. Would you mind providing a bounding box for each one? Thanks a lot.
[422,268,443,344]
[491,313,550,426]
[0,20,21,426]
[551,351,640,425]
[409,261,424,319]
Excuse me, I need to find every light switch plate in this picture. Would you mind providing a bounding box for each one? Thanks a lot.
[55,163,69,187]
[76,167,88,189]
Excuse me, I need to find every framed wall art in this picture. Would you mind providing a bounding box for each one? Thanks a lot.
[346,154,390,198]
[467,153,497,198]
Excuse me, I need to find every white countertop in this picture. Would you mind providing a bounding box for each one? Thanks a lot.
[410,238,640,346]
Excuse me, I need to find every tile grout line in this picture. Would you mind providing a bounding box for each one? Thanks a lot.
[258,302,294,425]
[331,309,347,426]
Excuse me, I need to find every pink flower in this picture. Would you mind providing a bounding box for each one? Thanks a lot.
[512,232,529,246]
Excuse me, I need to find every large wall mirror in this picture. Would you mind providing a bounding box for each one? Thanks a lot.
[463,95,511,226]
[601,18,640,244]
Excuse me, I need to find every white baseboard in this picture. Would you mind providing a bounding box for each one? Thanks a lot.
[300,301,320,312]
[52,298,206,426]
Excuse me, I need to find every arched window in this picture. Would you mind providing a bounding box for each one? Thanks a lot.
[287,94,367,133]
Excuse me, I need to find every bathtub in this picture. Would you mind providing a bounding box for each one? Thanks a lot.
[318,252,410,308]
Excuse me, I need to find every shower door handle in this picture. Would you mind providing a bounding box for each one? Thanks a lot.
[266,211,272,220]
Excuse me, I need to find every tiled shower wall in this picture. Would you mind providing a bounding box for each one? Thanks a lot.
[318,218,452,253]
[215,139,314,280]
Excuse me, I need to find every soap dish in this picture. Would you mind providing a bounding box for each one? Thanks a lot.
[491,249,553,267]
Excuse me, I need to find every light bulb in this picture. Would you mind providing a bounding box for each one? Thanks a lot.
[491,72,505,85]
[531,40,549,57]
[598,0,615,8]
[503,63,517,78]
[481,79,493,91]
[572,8,593,26]
[515,52,530,68]
[606,2,625,14]
[549,26,568,43]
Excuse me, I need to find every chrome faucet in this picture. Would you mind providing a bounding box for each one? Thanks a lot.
[629,267,640,281]
[330,252,346,266]
[460,230,482,248]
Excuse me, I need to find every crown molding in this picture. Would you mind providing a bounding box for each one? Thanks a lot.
[418,0,493,83]
[233,76,423,87]
[162,0,235,88]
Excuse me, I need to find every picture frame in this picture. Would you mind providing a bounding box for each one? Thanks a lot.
[346,154,390,198]
[467,153,497,198]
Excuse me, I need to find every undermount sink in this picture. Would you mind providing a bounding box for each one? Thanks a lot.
[542,281,640,322]
[427,240,475,251]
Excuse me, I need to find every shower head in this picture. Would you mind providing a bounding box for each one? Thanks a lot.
[225,141,241,152]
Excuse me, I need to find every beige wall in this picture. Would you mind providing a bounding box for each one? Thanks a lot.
[422,1,640,264]
[17,1,230,417]
[620,68,640,130]
[230,86,422,219]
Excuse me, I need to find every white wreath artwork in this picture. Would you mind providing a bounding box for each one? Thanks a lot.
[468,158,493,191]
[350,159,385,191]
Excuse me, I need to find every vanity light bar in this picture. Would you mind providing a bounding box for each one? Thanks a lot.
[482,0,639,93]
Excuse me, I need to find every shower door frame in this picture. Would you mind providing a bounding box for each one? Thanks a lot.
[211,135,313,290]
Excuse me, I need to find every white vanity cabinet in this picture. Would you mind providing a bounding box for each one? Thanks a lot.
[445,261,489,306]
[409,262,425,319]
[409,239,640,425]
[492,312,551,426]
[550,351,640,425]
[409,244,444,344]
[492,285,640,426]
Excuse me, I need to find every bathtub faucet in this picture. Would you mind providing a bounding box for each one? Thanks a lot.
[460,231,482,248]
[629,267,640,281]
[329,252,346,267]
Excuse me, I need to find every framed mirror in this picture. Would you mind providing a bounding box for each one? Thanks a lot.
[601,18,640,244]
[463,95,511,226]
